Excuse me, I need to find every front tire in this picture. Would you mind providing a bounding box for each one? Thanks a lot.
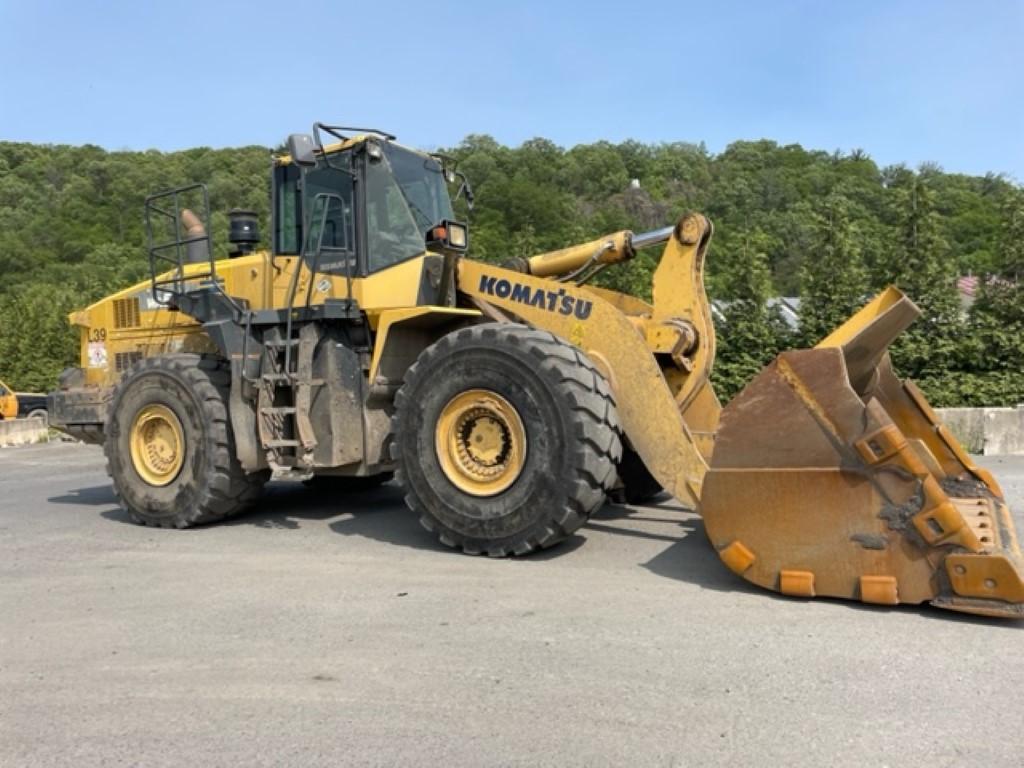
[104,354,269,528]
[392,323,621,556]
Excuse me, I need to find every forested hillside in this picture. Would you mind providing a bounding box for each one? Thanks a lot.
[0,137,1021,405]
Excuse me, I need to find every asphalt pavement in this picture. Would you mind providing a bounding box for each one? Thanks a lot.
[1,442,1022,767]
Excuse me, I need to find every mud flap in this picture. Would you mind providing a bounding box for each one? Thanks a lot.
[701,288,1024,618]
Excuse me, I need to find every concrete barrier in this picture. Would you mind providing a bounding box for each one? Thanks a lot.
[936,406,1024,455]
[0,418,49,447]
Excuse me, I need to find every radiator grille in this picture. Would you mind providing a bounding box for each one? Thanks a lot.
[113,298,141,329]
[115,351,144,373]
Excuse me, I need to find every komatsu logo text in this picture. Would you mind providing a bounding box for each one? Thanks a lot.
[478,275,593,320]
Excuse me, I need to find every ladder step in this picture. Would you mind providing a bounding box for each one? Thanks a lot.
[261,406,297,415]
[261,373,326,386]
[264,338,300,347]
[266,439,301,448]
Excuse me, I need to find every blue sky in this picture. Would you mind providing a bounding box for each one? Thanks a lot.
[1,0,1021,179]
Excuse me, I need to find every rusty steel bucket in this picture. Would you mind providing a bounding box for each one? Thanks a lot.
[701,288,1024,617]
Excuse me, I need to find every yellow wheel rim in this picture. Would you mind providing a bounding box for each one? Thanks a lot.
[435,389,527,497]
[129,404,185,486]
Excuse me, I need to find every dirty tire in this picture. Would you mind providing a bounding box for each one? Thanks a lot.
[105,354,269,528]
[392,323,621,556]
[616,444,664,505]
[27,409,48,420]
[304,472,394,492]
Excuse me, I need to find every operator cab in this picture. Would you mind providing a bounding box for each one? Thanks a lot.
[273,124,471,279]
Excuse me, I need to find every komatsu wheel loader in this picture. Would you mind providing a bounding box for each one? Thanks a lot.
[48,123,1024,618]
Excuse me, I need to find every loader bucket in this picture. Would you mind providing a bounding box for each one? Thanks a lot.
[701,287,1024,618]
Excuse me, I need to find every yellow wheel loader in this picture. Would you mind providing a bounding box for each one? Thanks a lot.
[48,123,1024,618]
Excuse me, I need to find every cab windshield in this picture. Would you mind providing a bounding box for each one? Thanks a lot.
[365,144,454,272]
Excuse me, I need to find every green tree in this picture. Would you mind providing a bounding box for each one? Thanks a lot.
[798,193,868,345]
[711,230,791,399]
[0,284,81,391]
[997,189,1024,280]
[882,174,963,380]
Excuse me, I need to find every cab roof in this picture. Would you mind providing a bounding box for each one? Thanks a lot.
[274,134,432,167]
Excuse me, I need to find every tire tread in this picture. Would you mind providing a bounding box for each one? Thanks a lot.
[393,323,621,556]
[104,354,268,528]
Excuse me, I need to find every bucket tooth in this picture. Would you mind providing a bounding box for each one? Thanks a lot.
[699,288,1024,618]
[719,540,756,575]
[779,570,816,598]
[859,576,899,605]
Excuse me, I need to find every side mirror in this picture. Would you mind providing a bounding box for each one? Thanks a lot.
[454,171,475,211]
[287,134,317,167]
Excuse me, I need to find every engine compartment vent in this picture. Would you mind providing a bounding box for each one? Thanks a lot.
[115,351,144,373]
[113,298,141,329]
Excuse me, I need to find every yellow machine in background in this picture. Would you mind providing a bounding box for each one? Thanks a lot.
[49,123,1024,618]
[0,379,17,420]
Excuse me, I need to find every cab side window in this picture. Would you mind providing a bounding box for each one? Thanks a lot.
[303,166,357,276]
[365,159,427,273]
[273,163,302,255]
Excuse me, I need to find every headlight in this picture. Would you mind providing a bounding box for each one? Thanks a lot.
[447,223,467,248]
[427,220,469,253]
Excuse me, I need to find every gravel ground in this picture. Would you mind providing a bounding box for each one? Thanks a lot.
[1,442,1022,767]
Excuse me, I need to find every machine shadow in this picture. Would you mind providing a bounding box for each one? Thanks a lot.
[48,485,119,507]
[76,479,439,550]
[587,498,1024,628]
[318,484,588,556]
[236,481,452,553]
[63,479,1024,626]
[590,500,771,596]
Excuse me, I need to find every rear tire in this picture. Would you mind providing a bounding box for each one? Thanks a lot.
[392,323,621,556]
[104,354,269,528]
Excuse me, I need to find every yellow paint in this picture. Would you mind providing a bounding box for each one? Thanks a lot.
[779,570,816,597]
[129,403,185,486]
[649,215,717,415]
[580,285,652,316]
[568,322,585,348]
[0,378,16,420]
[859,576,899,605]
[368,306,481,383]
[457,237,712,507]
[719,540,756,575]
[946,553,1024,603]
[274,135,369,166]
[68,250,450,388]
[815,286,907,349]
[434,389,527,496]
[526,230,632,277]
[775,357,845,442]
